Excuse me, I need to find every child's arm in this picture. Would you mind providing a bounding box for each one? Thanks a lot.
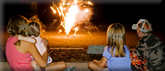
[93,57,107,68]
[18,35,36,43]
[42,49,48,62]
[42,38,48,62]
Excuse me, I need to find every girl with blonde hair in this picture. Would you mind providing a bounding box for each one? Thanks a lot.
[88,23,132,71]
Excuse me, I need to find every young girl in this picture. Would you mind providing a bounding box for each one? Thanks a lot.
[18,21,67,71]
[6,15,47,71]
[88,23,132,71]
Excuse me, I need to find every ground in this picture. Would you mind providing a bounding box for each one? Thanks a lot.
[0,27,165,62]
[49,48,102,62]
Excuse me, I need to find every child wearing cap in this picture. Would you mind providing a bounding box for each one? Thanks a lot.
[131,19,165,71]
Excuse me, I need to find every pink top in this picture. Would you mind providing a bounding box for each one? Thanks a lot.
[5,36,33,71]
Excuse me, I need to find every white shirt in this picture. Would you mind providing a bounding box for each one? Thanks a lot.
[32,35,46,56]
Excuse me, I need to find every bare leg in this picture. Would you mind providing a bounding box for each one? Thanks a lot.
[31,60,42,71]
[45,61,67,71]
[88,61,105,71]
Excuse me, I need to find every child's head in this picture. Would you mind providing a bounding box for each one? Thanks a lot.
[28,22,40,37]
[7,15,29,36]
[29,15,45,35]
[7,15,29,46]
[107,23,126,57]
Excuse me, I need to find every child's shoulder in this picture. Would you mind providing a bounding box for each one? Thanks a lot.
[104,46,109,50]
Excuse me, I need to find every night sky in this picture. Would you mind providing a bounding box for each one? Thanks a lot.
[2,0,165,30]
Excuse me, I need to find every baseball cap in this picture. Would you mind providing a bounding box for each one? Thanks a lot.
[132,19,152,33]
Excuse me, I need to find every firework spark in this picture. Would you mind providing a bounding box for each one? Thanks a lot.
[51,0,94,36]
[50,6,56,14]
[58,29,62,34]
[73,27,79,36]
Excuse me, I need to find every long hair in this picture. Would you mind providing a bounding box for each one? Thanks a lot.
[106,23,126,57]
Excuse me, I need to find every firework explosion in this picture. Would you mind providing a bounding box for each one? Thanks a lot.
[50,0,95,36]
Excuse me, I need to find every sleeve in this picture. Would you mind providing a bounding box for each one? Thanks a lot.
[102,46,111,59]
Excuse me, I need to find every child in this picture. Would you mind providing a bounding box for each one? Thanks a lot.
[88,23,132,71]
[19,21,76,71]
[18,21,52,71]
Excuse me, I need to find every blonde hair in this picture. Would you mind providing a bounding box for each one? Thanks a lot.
[107,23,126,57]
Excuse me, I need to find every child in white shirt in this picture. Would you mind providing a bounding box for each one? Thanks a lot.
[18,21,52,71]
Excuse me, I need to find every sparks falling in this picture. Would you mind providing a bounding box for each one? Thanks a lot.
[51,0,94,36]
[73,27,79,36]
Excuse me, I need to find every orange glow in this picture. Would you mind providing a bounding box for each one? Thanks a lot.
[74,0,78,3]
[84,9,89,12]
[75,27,78,31]
[87,1,93,5]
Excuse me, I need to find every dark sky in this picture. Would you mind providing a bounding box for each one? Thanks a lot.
[2,0,165,30]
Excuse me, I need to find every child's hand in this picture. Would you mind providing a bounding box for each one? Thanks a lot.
[132,51,137,57]
[42,38,49,46]
[18,35,23,40]
[104,63,108,68]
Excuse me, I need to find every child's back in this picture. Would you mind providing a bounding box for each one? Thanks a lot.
[103,45,131,71]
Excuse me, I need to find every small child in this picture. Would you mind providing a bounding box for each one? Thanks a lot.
[18,22,52,71]
[18,18,76,71]
[88,23,132,71]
